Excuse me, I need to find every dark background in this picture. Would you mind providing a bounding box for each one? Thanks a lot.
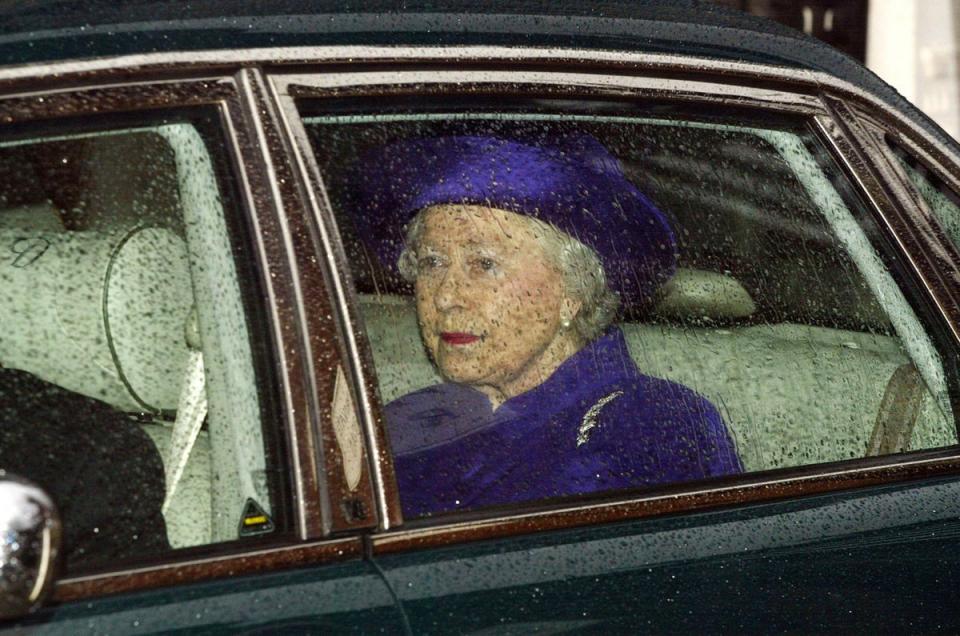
[713,0,869,61]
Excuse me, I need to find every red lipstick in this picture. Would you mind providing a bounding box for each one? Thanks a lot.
[440,332,480,345]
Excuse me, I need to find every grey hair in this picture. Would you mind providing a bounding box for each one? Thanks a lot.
[397,207,620,342]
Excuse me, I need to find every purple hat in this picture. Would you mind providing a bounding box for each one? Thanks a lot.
[352,133,677,308]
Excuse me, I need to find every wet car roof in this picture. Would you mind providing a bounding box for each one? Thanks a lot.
[1,0,954,153]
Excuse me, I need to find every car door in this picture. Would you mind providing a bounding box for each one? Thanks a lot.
[271,49,960,633]
[0,68,404,632]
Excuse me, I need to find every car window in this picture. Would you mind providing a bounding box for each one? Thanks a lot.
[0,118,286,573]
[303,108,958,521]
[886,138,960,250]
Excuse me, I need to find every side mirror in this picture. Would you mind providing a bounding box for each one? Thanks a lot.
[0,474,61,619]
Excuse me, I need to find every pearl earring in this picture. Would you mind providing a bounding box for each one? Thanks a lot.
[561,317,572,329]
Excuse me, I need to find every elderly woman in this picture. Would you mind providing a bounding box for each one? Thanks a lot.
[356,133,741,517]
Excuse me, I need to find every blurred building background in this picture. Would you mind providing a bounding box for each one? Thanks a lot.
[713,0,960,141]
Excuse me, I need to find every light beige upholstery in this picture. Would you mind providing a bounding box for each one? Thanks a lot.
[142,424,212,548]
[622,323,952,470]
[0,201,213,548]
[359,283,956,473]
[0,128,265,552]
[654,268,756,320]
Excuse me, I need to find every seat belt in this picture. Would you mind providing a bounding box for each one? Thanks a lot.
[162,310,208,514]
[866,363,925,456]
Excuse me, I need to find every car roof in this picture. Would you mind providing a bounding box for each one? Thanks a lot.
[1,0,956,155]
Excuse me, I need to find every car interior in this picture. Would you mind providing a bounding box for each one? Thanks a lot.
[0,126,270,553]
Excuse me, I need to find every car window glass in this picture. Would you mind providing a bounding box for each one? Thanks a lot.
[0,120,284,573]
[304,109,958,521]
[887,138,960,249]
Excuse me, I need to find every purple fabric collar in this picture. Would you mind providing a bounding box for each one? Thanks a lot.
[388,327,638,455]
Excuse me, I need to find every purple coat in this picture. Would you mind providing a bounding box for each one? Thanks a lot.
[386,328,742,518]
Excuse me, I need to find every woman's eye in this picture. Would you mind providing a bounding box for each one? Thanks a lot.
[475,257,497,272]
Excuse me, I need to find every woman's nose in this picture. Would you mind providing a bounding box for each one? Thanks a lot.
[433,263,466,311]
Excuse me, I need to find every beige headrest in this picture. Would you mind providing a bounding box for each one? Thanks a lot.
[653,268,756,320]
[0,225,192,412]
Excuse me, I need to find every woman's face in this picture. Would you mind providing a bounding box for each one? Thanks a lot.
[414,204,578,401]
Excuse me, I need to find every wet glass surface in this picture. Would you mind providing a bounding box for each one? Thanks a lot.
[0,124,280,573]
[306,108,958,519]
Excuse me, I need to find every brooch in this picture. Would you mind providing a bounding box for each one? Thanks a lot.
[576,390,624,447]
